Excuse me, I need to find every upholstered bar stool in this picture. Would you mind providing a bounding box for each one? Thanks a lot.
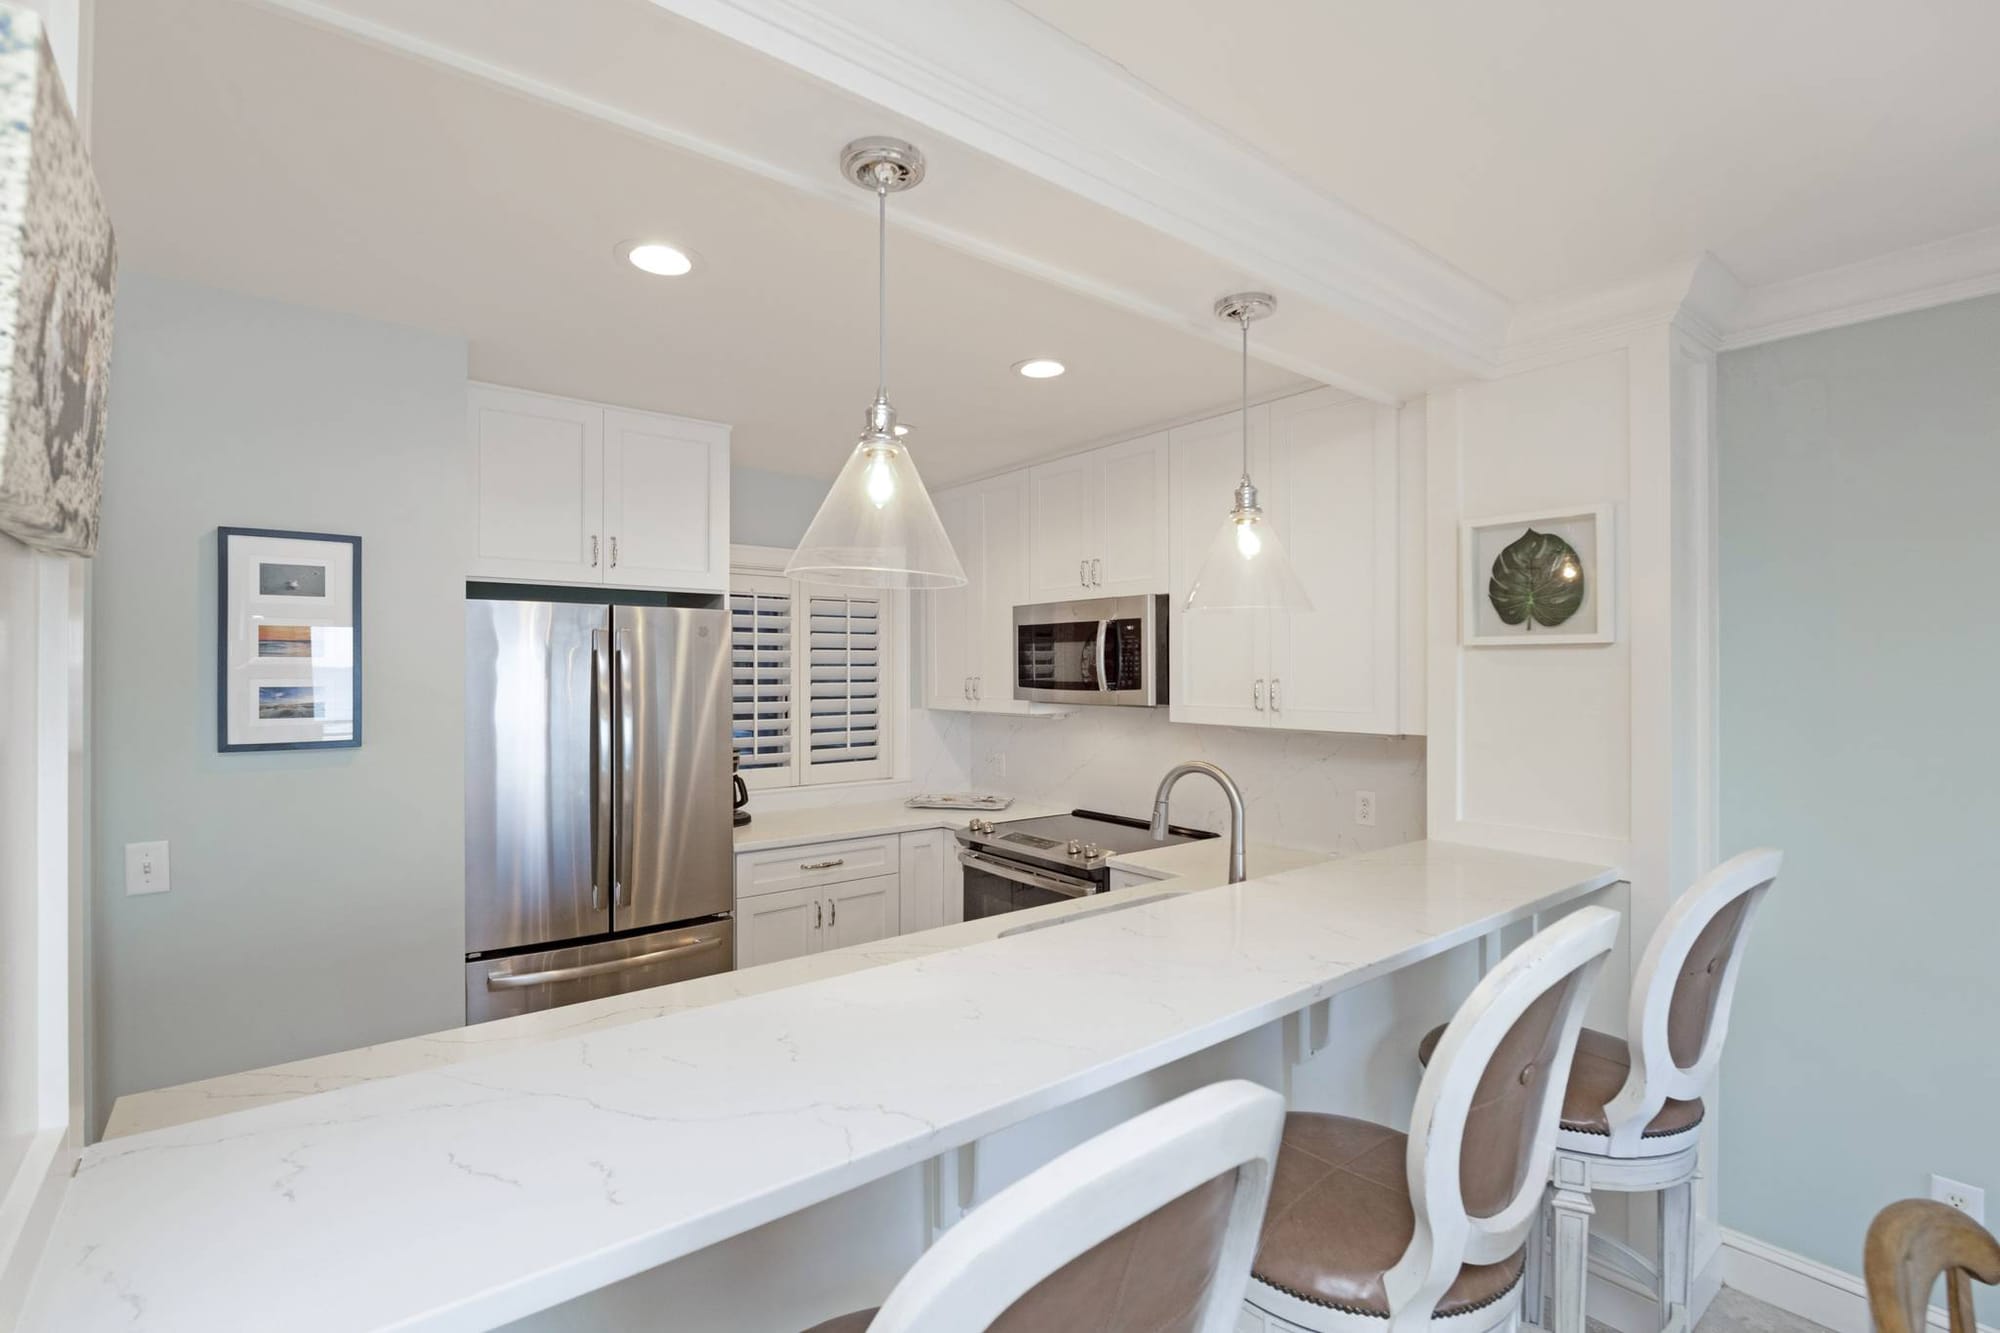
[804,1078,1286,1333]
[1416,848,1781,1333]
[1244,906,1621,1333]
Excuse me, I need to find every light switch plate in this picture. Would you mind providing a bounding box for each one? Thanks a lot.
[125,840,170,896]
[1354,791,1377,827]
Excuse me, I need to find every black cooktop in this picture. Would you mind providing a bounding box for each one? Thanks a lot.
[960,808,1216,872]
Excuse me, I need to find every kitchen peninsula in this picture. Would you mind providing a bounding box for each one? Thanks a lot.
[24,840,1617,1332]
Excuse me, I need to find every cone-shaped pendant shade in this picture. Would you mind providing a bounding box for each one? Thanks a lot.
[1185,501,1312,612]
[787,435,966,588]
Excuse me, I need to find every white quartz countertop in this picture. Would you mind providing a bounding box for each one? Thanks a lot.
[1108,837,1330,890]
[31,841,1615,1332]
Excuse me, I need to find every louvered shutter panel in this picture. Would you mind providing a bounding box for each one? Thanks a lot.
[729,574,794,783]
[803,591,889,783]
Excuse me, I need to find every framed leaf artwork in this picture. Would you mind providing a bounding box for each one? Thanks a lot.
[1460,506,1614,646]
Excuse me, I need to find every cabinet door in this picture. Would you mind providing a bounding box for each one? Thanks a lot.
[898,829,947,935]
[1267,393,1400,734]
[1168,409,1270,727]
[735,885,821,969]
[823,873,899,951]
[923,486,978,711]
[468,386,603,583]
[1025,454,1097,600]
[975,473,1036,711]
[603,409,730,592]
[1090,432,1169,596]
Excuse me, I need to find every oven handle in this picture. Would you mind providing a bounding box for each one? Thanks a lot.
[957,850,1095,899]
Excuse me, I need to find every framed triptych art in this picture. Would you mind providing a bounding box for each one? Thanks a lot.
[217,527,362,751]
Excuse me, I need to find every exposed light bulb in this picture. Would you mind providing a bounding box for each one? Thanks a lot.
[1560,560,1579,581]
[865,450,897,508]
[1235,518,1263,559]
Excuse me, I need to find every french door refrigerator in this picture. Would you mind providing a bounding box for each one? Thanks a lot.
[464,590,734,1023]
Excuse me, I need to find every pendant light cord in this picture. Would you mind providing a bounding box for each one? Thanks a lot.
[1238,315,1250,484]
[876,180,889,401]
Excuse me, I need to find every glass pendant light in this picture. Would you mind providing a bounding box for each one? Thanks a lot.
[787,138,967,589]
[1184,293,1312,613]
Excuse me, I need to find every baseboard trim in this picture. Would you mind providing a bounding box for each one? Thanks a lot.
[1718,1226,1999,1333]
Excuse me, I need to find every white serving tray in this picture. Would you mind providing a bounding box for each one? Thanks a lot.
[905,793,1015,811]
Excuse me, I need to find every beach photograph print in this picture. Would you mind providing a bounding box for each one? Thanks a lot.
[257,624,314,658]
[257,685,323,720]
[258,561,326,597]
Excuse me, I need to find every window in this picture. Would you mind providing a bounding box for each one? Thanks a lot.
[730,550,897,789]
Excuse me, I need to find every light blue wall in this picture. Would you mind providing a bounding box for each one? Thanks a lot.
[93,274,469,1130]
[1718,293,2000,1308]
[730,466,828,550]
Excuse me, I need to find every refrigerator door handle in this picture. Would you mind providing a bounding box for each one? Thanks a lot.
[591,627,612,913]
[484,935,724,989]
[614,626,633,910]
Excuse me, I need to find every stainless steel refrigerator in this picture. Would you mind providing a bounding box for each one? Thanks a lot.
[464,592,734,1023]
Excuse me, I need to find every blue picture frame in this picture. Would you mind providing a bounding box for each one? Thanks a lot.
[216,526,363,752]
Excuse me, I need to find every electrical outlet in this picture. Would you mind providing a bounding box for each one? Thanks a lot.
[125,840,171,896]
[1932,1174,1985,1223]
[1354,791,1377,827]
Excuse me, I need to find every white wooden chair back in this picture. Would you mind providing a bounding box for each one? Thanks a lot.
[1601,846,1781,1153]
[1385,906,1620,1332]
[868,1079,1286,1333]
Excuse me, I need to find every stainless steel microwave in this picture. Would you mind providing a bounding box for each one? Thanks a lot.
[1012,594,1168,707]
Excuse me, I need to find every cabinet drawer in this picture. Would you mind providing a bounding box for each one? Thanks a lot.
[736,835,901,897]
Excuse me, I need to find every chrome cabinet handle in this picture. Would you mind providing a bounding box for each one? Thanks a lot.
[829,898,837,927]
[486,935,721,989]
[1091,557,1101,586]
[591,534,600,567]
[973,676,981,701]
[1253,679,1265,710]
[1271,678,1281,712]
[1079,559,1088,587]
[815,900,823,929]
[801,858,845,870]
[610,535,619,568]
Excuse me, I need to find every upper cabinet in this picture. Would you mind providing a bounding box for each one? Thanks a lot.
[468,384,729,592]
[1169,388,1409,736]
[1026,433,1169,600]
[922,472,1046,714]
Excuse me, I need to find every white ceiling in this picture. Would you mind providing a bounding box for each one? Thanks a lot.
[1010,0,2000,302]
[88,0,1310,485]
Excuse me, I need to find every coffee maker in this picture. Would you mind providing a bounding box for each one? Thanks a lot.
[732,752,751,826]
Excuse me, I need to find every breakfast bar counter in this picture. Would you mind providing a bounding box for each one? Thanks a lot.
[24,840,1618,1332]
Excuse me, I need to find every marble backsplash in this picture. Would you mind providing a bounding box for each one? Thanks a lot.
[969,707,1425,855]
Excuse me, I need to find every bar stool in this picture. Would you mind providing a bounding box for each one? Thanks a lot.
[804,1078,1286,1333]
[1416,848,1781,1333]
[1244,906,1621,1333]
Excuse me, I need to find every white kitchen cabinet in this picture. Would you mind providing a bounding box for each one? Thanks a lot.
[601,408,729,591]
[822,874,899,951]
[735,885,821,969]
[467,386,603,585]
[921,472,1044,714]
[898,829,948,935]
[467,384,730,593]
[1026,432,1169,600]
[1170,388,1405,735]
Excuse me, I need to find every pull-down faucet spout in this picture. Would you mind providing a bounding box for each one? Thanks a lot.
[1149,761,1247,884]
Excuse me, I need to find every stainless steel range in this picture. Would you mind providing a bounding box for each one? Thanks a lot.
[956,809,1217,920]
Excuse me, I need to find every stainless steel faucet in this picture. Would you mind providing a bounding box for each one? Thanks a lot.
[1150,760,1247,884]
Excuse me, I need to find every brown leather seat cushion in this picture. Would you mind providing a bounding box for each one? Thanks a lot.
[803,1313,877,1333]
[1253,1113,1524,1316]
[1416,1025,1704,1139]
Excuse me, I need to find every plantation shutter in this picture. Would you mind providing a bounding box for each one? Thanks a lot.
[729,574,794,785]
[802,591,889,783]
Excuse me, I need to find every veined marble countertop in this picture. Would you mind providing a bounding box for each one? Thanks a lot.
[1111,837,1330,890]
[100,797,1202,1141]
[30,841,1615,1332]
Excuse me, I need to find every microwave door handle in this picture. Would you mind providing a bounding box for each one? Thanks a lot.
[1094,620,1110,692]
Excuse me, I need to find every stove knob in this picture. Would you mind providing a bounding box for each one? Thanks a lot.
[1066,839,1085,856]
[968,817,994,835]
[1081,843,1105,860]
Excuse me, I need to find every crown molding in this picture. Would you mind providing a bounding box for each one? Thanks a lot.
[646,0,1512,376]
[1720,223,2000,350]
[1498,256,1742,371]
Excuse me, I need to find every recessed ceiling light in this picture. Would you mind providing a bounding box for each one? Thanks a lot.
[616,240,694,277]
[1014,358,1066,379]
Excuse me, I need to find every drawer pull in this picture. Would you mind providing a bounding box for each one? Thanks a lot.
[801,858,846,870]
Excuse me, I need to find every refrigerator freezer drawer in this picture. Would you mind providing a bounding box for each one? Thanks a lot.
[464,919,733,1025]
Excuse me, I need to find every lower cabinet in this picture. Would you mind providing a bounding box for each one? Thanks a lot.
[734,829,949,968]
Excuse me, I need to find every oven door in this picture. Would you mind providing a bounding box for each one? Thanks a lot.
[1012,595,1165,706]
[959,849,1095,920]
